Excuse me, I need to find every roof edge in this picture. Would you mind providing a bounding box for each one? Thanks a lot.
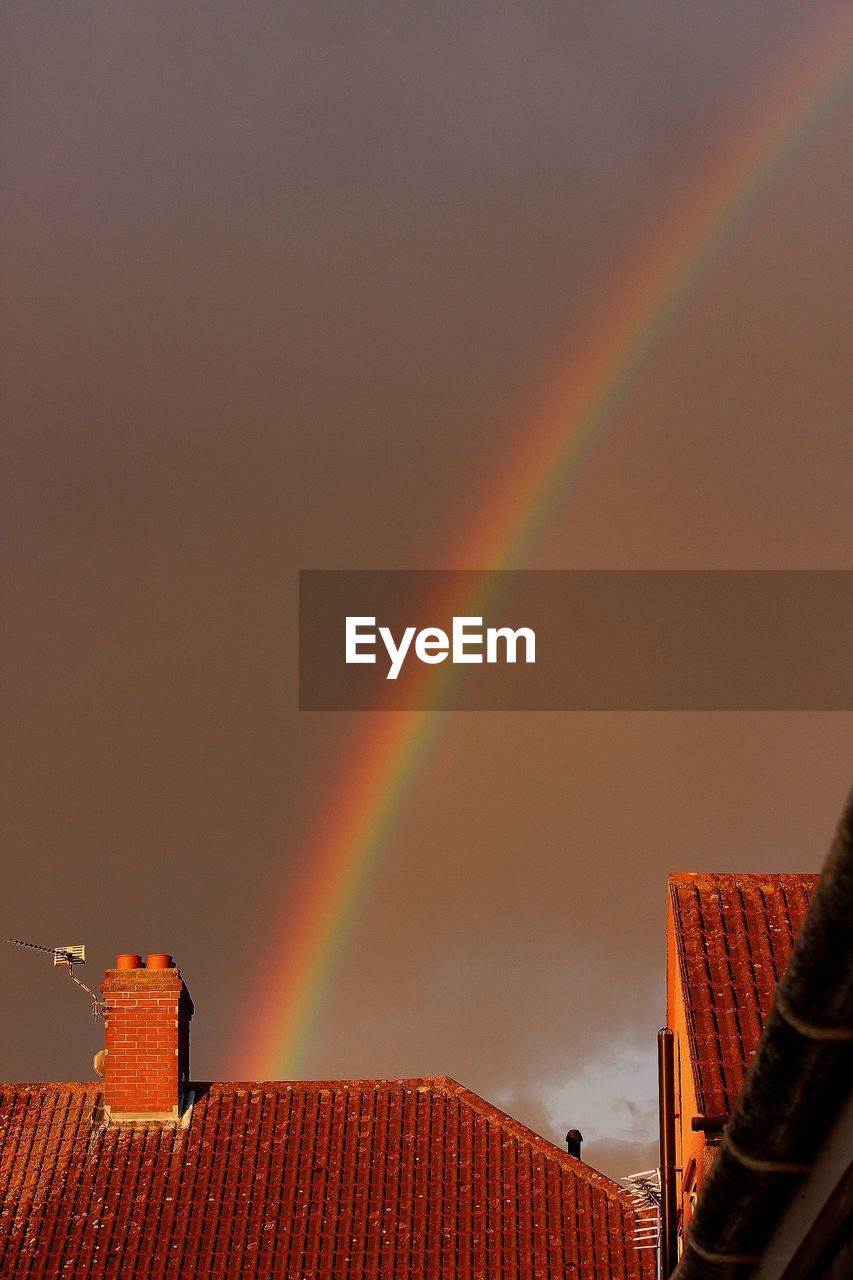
[432,1076,636,1204]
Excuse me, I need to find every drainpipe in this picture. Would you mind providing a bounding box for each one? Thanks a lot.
[659,1027,679,1279]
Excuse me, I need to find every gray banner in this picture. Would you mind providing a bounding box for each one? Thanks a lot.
[299,570,853,710]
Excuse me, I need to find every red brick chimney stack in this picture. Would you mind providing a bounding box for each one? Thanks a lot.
[100,953,193,1121]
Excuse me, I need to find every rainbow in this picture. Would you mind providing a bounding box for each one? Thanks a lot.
[234,3,853,1080]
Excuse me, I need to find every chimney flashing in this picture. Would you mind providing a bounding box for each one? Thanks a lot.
[102,1099,190,1126]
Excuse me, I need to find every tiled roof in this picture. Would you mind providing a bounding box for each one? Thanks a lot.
[669,872,818,1117]
[0,1076,653,1280]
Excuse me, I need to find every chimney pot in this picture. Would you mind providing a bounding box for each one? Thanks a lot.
[116,953,144,969]
[146,953,174,969]
[565,1129,583,1159]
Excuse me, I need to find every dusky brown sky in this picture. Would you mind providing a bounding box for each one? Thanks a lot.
[1,1,851,1177]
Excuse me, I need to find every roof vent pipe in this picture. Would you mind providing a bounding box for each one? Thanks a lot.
[565,1129,583,1159]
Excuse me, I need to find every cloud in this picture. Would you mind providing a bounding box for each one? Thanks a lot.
[492,1039,658,1177]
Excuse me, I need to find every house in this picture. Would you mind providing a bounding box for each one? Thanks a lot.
[665,871,818,1244]
[0,952,655,1279]
[671,795,853,1280]
[4,795,849,1279]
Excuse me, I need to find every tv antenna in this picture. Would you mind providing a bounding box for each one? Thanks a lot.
[6,938,105,1019]
[620,1169,661,1254]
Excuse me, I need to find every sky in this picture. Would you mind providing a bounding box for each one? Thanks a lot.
[1,1,851,1178]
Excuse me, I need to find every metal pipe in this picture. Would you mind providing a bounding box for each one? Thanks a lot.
[658,1027,679,1279]
[690,1114,728,1133]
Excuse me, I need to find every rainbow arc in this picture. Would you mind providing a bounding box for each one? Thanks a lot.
[234,3,853,1081]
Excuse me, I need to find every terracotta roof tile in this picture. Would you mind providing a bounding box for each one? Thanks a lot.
[669,872,818,1117]
[0,1077,653,1280]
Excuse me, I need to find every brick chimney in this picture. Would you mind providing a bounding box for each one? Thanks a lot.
[100,953,193,1121]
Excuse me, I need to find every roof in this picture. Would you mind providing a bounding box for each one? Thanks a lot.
[0,1076,653,1280]
[668,872,818,1117]
[674,792,853,1280]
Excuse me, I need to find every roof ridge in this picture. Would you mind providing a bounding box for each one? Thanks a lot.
[196,1076,458,1090]
[668,871,818,882]
[0,1081,102,1091]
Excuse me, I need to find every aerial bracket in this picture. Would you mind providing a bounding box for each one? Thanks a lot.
[7,937,105,1019]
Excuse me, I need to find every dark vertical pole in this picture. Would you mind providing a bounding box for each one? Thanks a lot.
[658,1027,679,1279]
